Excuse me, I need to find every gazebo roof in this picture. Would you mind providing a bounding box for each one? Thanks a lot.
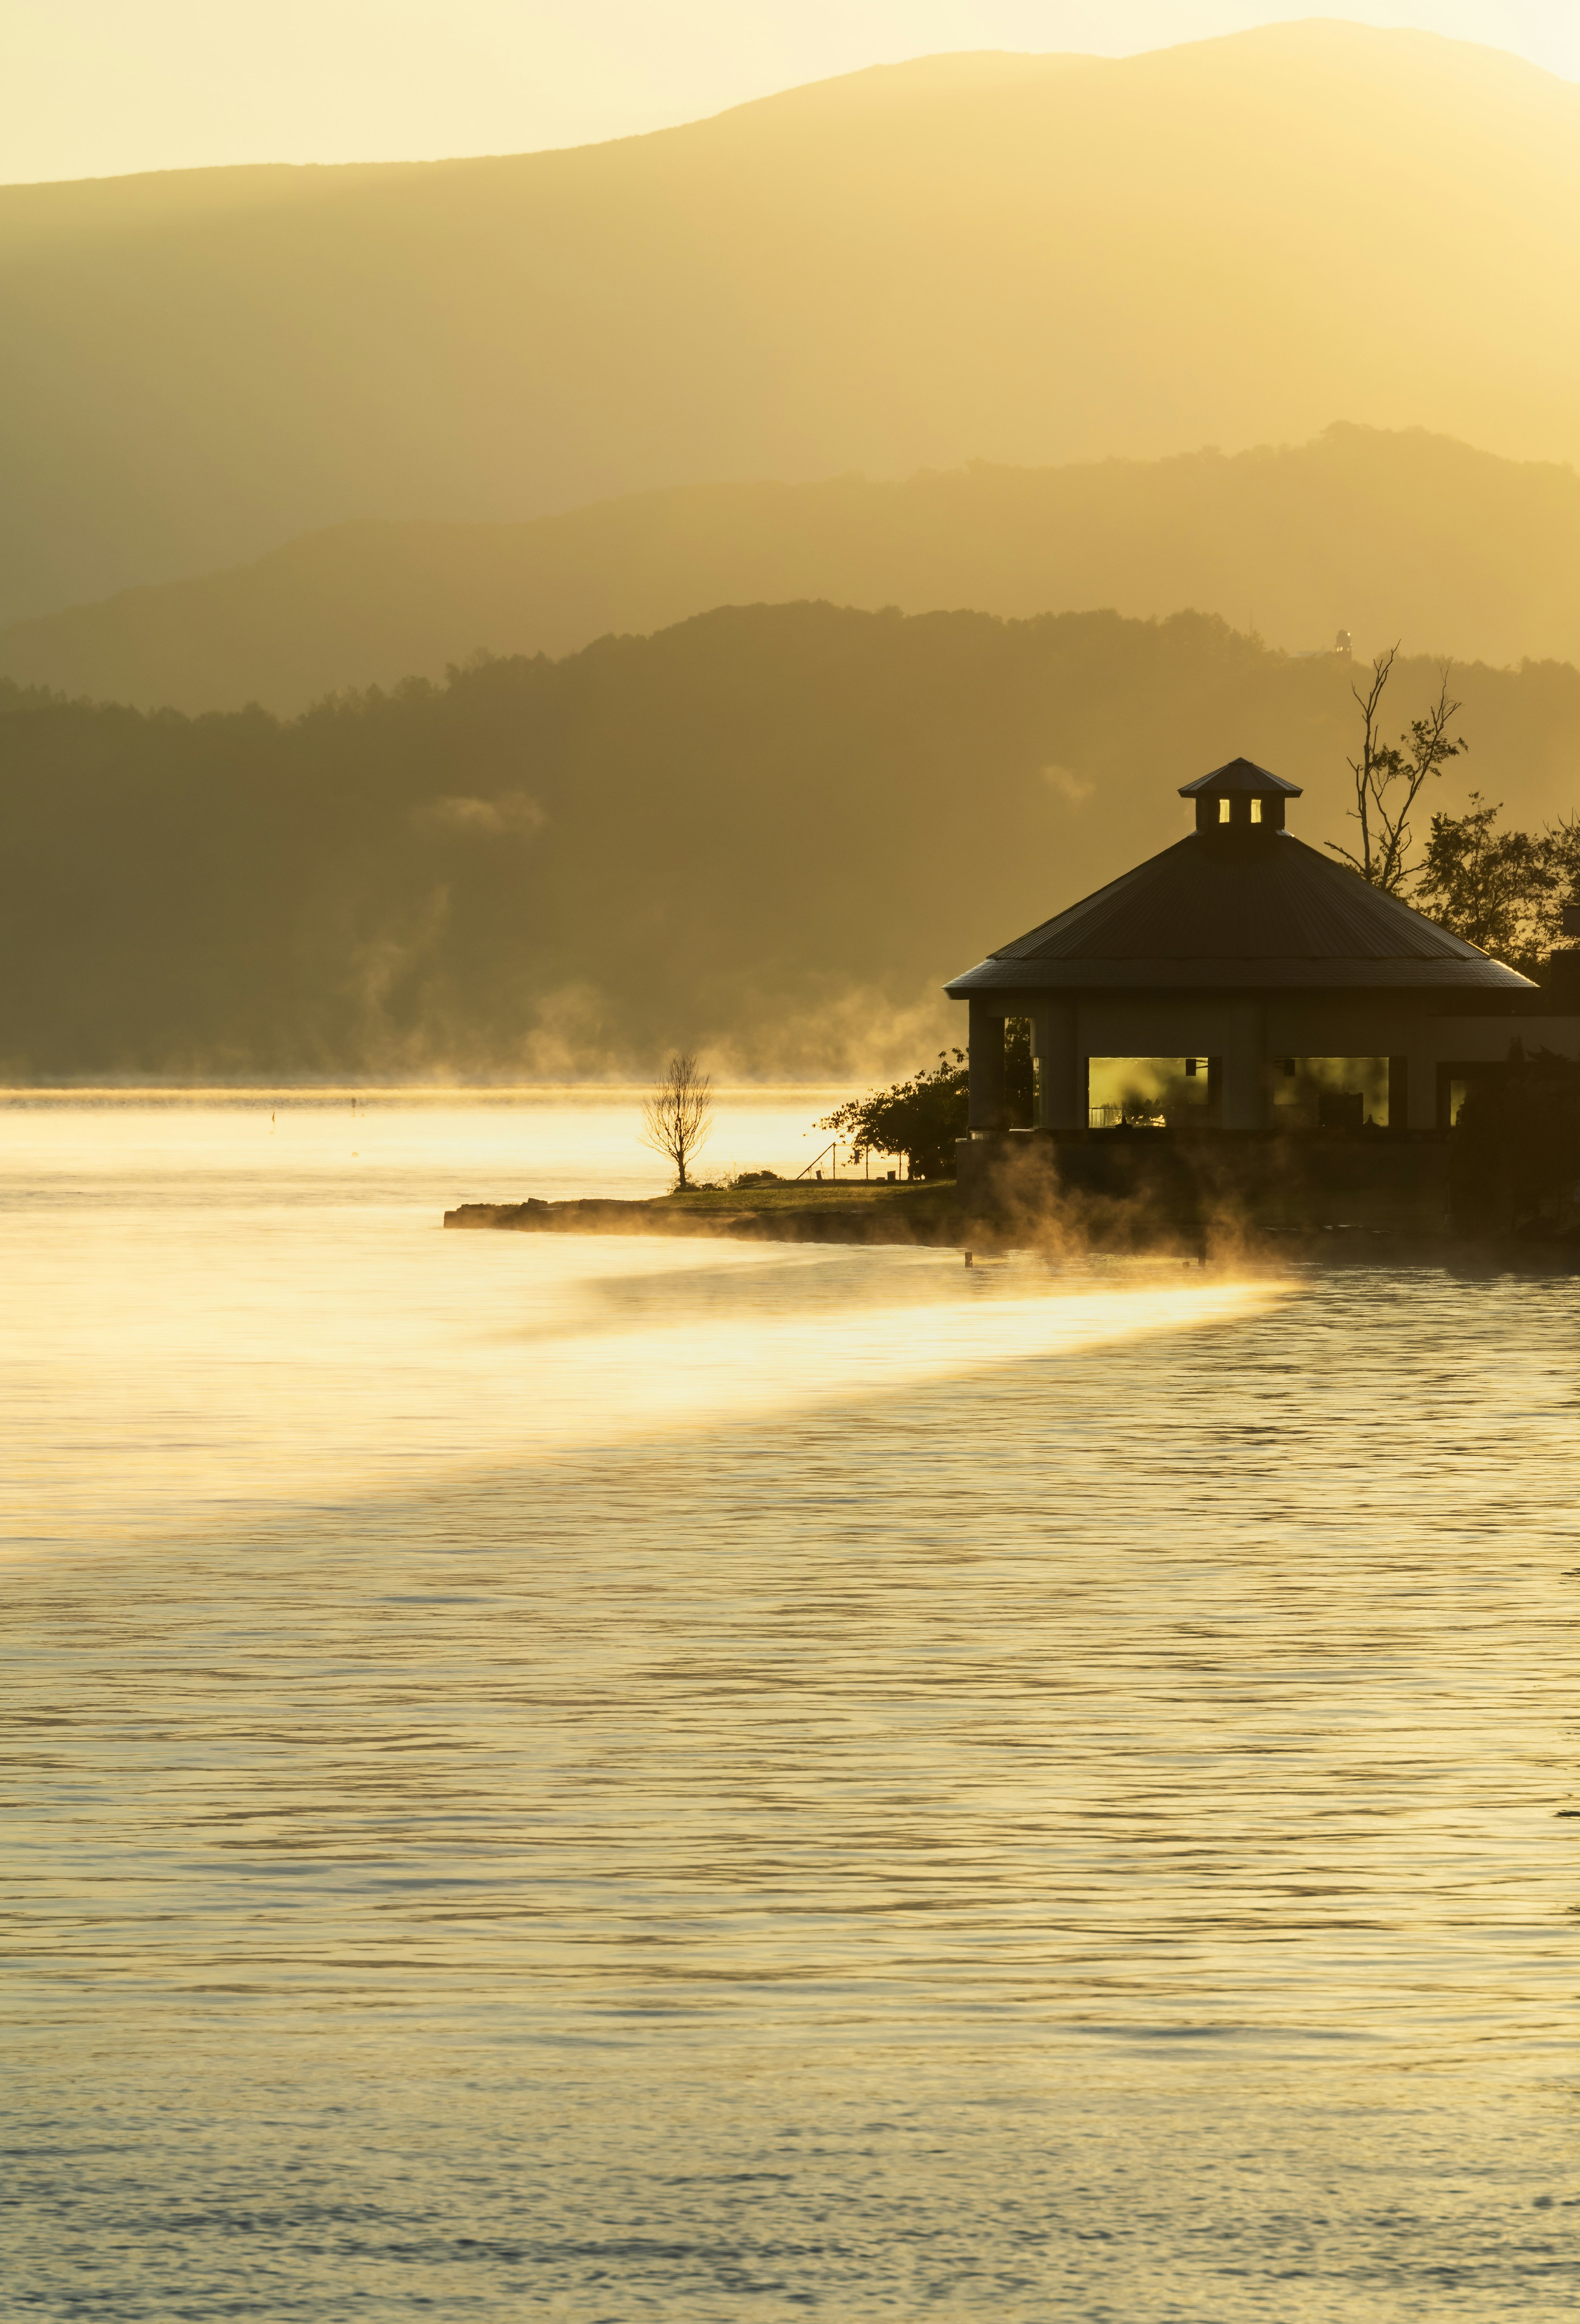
[946,769,1535,997]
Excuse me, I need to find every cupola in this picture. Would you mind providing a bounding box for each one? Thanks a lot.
[1178,756,1302,839]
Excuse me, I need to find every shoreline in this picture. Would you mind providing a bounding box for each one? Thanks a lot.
[443,1183,1580,1270]
[444,1182,963,1248]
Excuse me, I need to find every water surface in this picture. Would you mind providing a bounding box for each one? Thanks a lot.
[3,1093,1578,2318]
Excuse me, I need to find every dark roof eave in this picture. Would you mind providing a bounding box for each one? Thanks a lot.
[944,956,1539,996]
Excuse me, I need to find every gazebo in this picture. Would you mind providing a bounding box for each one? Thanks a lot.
[945,757,1580,1162]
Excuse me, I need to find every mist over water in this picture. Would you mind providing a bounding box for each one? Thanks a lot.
[4,1094,1578,2319]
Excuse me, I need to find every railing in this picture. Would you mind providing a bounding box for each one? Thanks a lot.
[795,1141,892,1182]
[795,1140,842,1181]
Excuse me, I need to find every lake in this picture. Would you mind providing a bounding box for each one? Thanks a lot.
[2,1090,1577,2318]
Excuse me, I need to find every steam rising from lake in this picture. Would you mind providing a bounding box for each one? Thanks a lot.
[0,1091,1279,1551]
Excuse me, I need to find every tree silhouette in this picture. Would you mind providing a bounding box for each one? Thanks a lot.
[641,1052,713,1190]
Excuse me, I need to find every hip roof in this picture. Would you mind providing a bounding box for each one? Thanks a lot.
[945,830,1535,997]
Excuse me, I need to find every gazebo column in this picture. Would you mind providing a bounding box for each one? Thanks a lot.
[1220,1001,1267,1130]
[1387,1055,1409,1133]
[1405,1043,1439,1130]
[1032,1003,1082,1129]
[967,1000,1008,1130]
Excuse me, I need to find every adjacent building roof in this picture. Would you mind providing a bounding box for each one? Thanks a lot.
[946,767,1536,997]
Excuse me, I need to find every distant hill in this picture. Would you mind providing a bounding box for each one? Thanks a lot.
[4,426,1578,713]
[3,23,1580,625]
[2,602,1576,1081]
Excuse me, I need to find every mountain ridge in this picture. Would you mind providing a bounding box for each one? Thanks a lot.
[4,23,1579,623]
[7,425,1579,714]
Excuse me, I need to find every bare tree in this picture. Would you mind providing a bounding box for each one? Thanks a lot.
[1327,646,1467,894]
[641,1051,713,1190]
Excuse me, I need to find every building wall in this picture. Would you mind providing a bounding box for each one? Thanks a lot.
[964,993,1580,1134]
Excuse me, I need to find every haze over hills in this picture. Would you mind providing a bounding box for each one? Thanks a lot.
[3,602,1576,1082]
[6,425,1580,713]
[4,22,1580,627]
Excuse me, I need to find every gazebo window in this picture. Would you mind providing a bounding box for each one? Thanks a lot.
[1088,1057,1215,1130]
[1270,1057,1390,1129]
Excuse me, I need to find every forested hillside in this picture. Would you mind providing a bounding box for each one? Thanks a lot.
[5,605,1577,1081]
[8,427,1580,714]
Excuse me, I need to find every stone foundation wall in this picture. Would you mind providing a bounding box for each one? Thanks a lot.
[956,1129,1453,1241]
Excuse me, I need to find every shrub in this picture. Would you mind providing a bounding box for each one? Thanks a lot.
[817,1020,1034,1178]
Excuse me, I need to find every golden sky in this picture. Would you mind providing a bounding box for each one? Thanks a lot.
[6,2,1577,184]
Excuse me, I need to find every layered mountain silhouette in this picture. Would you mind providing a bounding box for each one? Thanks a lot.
[5,425,1578,712]
[4,21,1580,628]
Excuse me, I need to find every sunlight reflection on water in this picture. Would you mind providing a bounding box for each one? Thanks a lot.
[0,1090,1283,1549]
[2,1096,1579,2320]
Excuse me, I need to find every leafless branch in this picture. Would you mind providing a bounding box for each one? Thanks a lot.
[640,1050,713,1190]
[1326,648,1466,893]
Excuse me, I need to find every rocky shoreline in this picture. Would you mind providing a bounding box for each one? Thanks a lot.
[441,1183,1580,1271]
[443,1185,964,1247]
